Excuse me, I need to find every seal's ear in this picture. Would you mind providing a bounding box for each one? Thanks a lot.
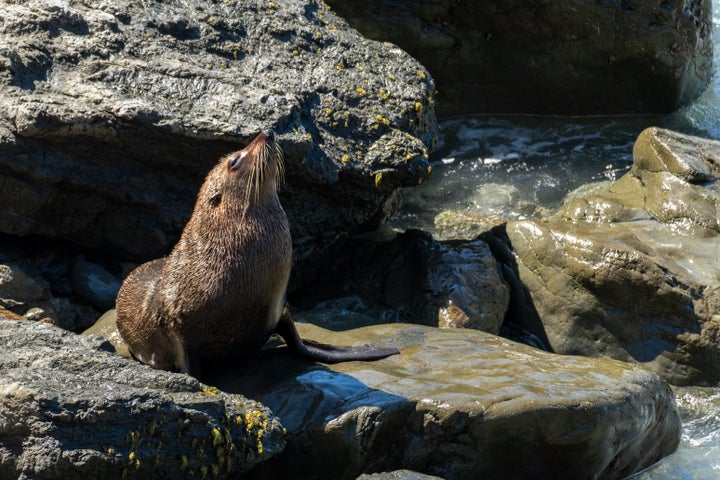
[209,192,222,208]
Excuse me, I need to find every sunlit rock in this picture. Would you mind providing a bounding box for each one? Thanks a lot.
[216,322,681,480]
[502,127,720,385]
[0,0,437,288]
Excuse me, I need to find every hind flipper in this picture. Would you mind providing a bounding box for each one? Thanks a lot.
[274,304,399,363]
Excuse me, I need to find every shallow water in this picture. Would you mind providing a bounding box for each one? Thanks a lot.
[391,115,653,231]
[388,5,720,478]
[630,388,720,480]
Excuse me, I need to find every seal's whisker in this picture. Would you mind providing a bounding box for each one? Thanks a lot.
[263,143,273,199]
[255,152,262,204]
[254,163,260,204]
[275,143,285,184]
[243,151,257,213]
[254,146,263,204]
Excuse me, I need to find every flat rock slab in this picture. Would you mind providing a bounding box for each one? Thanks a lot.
[209,322,681,480]
[0,318,285,479]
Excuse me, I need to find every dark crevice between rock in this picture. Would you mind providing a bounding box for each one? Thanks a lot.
[480,224,553,353]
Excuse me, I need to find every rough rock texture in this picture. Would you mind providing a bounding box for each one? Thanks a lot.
[292,229,510,334]
[0,0,437,286]
[0,318,285,479]
[356,471,444,480]
[500,127,720,386]
[326,0,713,116]
[206,322,681,480]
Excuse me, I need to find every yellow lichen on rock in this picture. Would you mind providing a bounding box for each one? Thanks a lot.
[243,409,269,457]
[374,172,383,187]
[375,115,390,126]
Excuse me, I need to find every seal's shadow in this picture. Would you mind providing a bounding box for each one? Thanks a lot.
[204,345,407,432]
[210,346,411,480]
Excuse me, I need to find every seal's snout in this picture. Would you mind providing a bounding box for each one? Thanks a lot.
[263,129,275,142]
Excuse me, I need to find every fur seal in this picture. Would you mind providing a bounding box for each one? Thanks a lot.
[116,130,398,376]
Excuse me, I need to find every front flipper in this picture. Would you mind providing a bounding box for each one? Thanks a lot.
[274,305,399,363]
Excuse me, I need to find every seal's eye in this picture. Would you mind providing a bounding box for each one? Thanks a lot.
[229,151,247,171]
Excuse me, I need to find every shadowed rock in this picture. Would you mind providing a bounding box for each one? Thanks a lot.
[356,471,443,480]
[211,322,681,480]
[327,0,713,116]
[79,310,681,478]
[292,230,511,334]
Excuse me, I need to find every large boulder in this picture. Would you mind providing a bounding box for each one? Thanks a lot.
[0,0,437,286]
[500,127,720,386]
[326,0,713,116]
[0,318,285,479]
[213,322,681,480]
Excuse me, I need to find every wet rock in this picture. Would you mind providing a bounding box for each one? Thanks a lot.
[427,238,508,332]
[0,0,437,288]
[502,127,720,386]
[0,317,285,479]
[294,229,510,334]
[70,256,122,311]
[327,0,713,116]
[635,385,720,479]
[207,322,681,480]
[83,309,131,359]
[562,127,720,238]
[432,210,506,242]
[502,219,720,386]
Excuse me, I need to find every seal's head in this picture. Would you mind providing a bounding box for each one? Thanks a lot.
[191,129,285,229]
[223,129,284,205]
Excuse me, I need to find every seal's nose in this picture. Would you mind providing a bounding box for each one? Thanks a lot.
[263,129,275,142]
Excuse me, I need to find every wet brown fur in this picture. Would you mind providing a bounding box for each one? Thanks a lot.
[116,131,289,373]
